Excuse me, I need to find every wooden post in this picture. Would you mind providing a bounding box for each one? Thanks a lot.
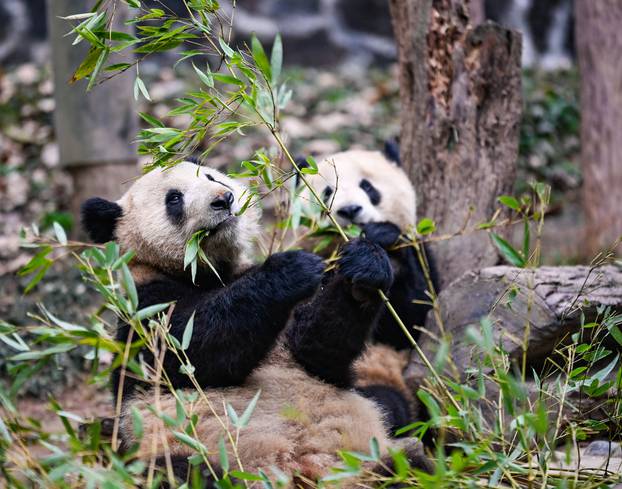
[47,0,138,231]
[388,0,522,287]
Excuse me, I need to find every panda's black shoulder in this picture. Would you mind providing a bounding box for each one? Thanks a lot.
[134,277,193,309]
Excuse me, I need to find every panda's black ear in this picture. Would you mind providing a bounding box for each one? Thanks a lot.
[383,139,401,166]
[81,197,123,243]
[293,155,311,187]
[186,155,202,166]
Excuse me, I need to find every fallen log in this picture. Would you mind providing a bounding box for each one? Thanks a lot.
[407,264,622,379]
[404,265,622,430]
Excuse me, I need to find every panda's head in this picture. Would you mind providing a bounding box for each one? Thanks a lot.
[81,161,260,277]
[300,149,416,231]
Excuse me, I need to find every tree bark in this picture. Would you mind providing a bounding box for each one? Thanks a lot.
[47,0,138,229]
[575,1,622,257]
[388,0,522,288]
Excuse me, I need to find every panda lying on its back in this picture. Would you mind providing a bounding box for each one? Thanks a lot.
[81,160,429,487]
[299,147,439,420]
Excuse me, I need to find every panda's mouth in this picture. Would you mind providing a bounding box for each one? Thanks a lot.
[205,216,236,236]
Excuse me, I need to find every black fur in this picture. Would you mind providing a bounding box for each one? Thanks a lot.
[362,221,439,350]
[165,189,185,225]
[293,155,311,187]
[113,250,324,401]
[81,197,123,243]
[357,384,412,437]
[383,139,401,166]
[286,239,393,388]
[360,178,382,206]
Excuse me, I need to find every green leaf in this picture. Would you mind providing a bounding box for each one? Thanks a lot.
[270,33,283,85]
[523,219,531,264]
[86,47,109,91]
[181,312,195,351]
[225,403,239,427]
[71,47,102,83]
[218,37,235,58]
[139,112,164,128]
[300,156,318,175]
[213,74,243,87]
[218,437,230,472]
[121,263,138,312]
[53,222,68,246]
[130,406,143,440]
[251,35,271,82]
[173,431,206,452]
[134,302,171,321]
[192,62,214,88]
[416,218,436,235]
[237,390,261,428]
[491,233,525,267]
[609,325,622,346]
[134,76,151,101]
[498,195,521,211]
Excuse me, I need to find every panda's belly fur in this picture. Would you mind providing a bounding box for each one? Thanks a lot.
[121,345,390,483]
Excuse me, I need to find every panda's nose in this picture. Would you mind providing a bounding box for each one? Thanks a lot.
[337,205,362,221]
[210,191,234,211]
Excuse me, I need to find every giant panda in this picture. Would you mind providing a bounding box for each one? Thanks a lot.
[296,146,439,423]
[81,160,429,487]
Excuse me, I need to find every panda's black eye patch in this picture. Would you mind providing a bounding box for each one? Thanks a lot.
[165,189,184,225]
[322,186,334,204]
[360,179,381,206]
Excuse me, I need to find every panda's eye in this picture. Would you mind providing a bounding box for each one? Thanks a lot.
[322,186,334,203]
[165,190,183,206]
[206,173,215,182]
[359,179,381,206]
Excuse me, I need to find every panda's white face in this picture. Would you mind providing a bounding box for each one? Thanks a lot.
[302,150,416,231]
[115,161,259,274]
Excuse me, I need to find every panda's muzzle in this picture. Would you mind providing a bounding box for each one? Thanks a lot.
[210,191,234,211]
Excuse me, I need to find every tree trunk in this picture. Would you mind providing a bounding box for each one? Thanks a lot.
[47,0,138,230]
[468,0,485,25]
[388,0,522,288]
[575,0,622,257]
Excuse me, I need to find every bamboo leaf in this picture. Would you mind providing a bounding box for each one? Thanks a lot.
[134,76,151,101]
[193,62,214,88]
[251,35,271,82]
[491,233,525,267]
[270,33,282,85]
[218,437,230,472]
[238,390,261,428]
[181,312,195,351]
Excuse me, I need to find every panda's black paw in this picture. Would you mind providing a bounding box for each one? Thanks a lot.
[263,250,325,303]
[362,221,403,250]
[338,239,393,295]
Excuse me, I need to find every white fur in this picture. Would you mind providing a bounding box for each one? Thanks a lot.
[115,161,260,275]
[301,150,416,231]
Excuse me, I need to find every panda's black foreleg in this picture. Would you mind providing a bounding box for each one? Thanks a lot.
[122,250,324,395]
[174,250,325,388]
[286,239,394,388]
[362,222,438,350]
